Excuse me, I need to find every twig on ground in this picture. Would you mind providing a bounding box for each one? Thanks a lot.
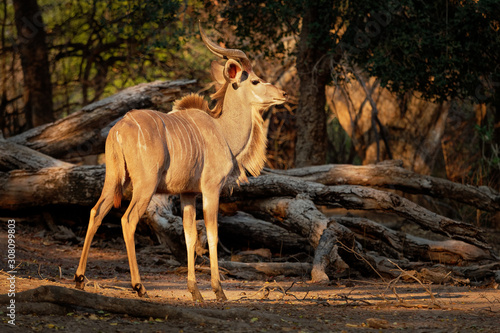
[337,240,386,282]
[385,259,441,308]
[237,280,300,301]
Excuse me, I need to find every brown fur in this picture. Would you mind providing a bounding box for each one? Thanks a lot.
[235,108,267,181]
[209,82,229,118]
[174,88,267,184]
[209,82,266,182]
[113,183,122,208]
[173,93,210,113]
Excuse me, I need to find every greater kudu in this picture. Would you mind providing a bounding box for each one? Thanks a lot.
[74,25,287,301]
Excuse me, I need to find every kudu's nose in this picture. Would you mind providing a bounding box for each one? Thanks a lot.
[282,91,288,99]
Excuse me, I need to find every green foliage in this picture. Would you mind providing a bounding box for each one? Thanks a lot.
[343,0,500,102]
[220,0,499,103]
[0,0,216,119]
[38,0,184,111]
[217,0,301,57]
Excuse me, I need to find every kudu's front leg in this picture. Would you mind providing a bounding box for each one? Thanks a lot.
[203,192,227,302]
[181,194,204,302]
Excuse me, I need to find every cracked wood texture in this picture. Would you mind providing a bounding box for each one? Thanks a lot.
[266,160,500,212]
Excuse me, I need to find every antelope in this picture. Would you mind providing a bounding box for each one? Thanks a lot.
[74,25,287,302]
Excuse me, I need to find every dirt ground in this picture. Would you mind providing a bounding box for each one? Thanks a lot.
[1,222,499,332]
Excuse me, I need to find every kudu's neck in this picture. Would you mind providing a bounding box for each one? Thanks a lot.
[216,91,254,157]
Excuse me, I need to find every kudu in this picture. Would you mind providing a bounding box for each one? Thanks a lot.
[74,25,287,302]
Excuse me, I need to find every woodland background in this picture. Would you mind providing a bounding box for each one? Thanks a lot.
[2,0,499,224]
[0,0,499,289]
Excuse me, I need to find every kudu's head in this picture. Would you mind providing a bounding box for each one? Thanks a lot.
[200,25,288,112]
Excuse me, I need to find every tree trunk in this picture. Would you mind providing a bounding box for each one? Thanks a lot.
[0,140,71,171]
[218,211,311,254]
[0,165,105,210]
[294,0,331,167]
[0,161,493,255]
[13,0,54,128]
[336,216,492,263]
[266,161,500,212]
[492,85,500,228]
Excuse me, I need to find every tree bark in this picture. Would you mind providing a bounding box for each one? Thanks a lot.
[336,216,492,263]
[0,285,244,325]
[0,140,71,171]
[227,175,492,251]
[0,162,496,282]
[238,197,329,248]
[266,160,500,212]
[0,165,104,210]
[311,221,353,282]
[219,211,311,254]
[13,0,54,128]
[143,195,188,263]
[8,79,195,159]
[294,0,331,167]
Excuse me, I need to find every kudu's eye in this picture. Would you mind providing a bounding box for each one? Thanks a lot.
[251,80,260,85]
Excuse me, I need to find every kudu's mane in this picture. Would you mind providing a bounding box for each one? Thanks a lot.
[172,84,267,183]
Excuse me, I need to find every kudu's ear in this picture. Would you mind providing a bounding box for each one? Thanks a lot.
[210,61,225,86]
[223,59,243,84]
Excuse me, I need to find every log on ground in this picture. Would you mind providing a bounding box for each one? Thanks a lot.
[229,175,492,253]
[336,216,492,264]
[266,160,500,212]
[0,140,72,172]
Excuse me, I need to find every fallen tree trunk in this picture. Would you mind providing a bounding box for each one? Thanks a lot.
[0,165,492,257]
[311,221,353,283]
[218,211,311,254]
[8,80,196,160]
[143,195,188,263]
[266,160,500,212]
[0,285,206,321]
[230,175,492,252]
[239,197,329,248]
[0,165,105,210]
[0,140,72,171]
[336,216,492,263]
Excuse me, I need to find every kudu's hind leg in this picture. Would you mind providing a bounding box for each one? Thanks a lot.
[203,192,227,301]
[75,192,115,290]
[121,186,155,298]
[181,194,204,302]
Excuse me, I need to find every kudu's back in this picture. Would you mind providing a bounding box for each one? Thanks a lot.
[106,108,235,207]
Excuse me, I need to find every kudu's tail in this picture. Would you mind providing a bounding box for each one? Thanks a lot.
[113,144,126,209]
[104,130,127,209]
[113,178,123,209]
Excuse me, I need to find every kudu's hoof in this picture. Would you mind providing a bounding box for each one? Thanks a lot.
[74,275,85,290]
[190,290,204,302]
[216,290,228,302]
[134,283,148,298]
